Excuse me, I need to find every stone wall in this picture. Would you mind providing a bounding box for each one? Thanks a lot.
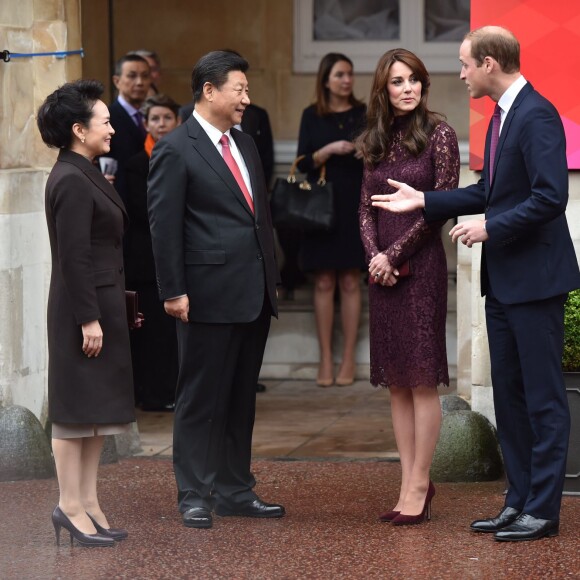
[80,0,470,143]
[0,0,82,421]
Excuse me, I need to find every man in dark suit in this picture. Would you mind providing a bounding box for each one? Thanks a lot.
[180,94,275,392]
[371,26,580,541]
[147,50,284,529]
[108,53,151,202]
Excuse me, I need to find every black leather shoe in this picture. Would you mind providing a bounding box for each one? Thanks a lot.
[470,506,521,533]
[494,513,559,542]
[215,498,285,518]
[182,507,212,529]
[140,401,175,412]
[256,383,267,393]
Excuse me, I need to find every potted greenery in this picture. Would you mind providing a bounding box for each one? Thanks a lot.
[563,289,580,495]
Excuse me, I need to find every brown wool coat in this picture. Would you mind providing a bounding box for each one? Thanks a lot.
[45,149,135,424]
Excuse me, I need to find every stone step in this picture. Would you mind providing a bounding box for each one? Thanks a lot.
[260,277,457,381]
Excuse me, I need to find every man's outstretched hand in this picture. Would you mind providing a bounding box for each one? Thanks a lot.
[371,179,425,213]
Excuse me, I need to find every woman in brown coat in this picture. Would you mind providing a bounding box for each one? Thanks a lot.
[37,80,135,547]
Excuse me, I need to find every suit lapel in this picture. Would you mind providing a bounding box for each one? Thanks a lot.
[187,118,254,218]
[112,101,144,142]
[486,82,534,198]
[58,150,128,220]
[231,129,260,219]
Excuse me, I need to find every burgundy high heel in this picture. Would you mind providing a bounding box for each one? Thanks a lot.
[52,506,114,547]
[87,513,128,541]
[392,481,436,526]
[378,510,400,522]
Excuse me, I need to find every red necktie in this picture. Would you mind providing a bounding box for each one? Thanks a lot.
[489,104,501,182]
[219,135,254,214]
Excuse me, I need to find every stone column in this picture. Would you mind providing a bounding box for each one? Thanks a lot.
[0,0,82,422]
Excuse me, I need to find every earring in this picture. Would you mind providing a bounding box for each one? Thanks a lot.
[81,136,86,144]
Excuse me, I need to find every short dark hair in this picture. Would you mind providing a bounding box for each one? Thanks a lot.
[37,79,104,149]
[465,26,520,74]
[114,53,149,76]
[128,49,161,68]
[141,93,180,120]
[190,50,249,103]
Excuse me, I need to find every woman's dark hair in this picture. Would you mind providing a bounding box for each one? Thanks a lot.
[191,50,249,103]
[315,53,363,117]
[356,48,444,166]
[37,79,104,149]
[141,93,180,120]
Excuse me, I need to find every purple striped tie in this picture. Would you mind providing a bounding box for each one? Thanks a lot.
[134,111,147,139]
[489,104,501,182]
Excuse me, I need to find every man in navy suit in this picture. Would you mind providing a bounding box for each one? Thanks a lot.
[147,51,284,529]
[109,53,151,202]
[371,26,580,541]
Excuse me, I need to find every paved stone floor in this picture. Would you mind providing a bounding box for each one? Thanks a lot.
[136,379,402,460]
[1,380,579,579]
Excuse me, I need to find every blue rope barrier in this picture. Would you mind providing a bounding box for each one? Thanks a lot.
[1,49,84,62]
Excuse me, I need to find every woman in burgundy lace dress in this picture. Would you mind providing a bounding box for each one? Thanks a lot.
[357,49,460,525]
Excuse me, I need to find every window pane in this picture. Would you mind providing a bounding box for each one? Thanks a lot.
[313,0,400,41]
[425,0,470,42]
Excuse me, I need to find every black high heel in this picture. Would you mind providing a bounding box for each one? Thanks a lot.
[87,513,128,541]
[51,506,115,547]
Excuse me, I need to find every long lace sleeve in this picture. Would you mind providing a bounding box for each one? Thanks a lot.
[359,166,380,263]
[384,122,460,266]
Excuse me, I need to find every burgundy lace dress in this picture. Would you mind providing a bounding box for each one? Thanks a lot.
[359,117,460,388]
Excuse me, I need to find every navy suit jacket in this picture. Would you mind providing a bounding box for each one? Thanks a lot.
[424,82,580,304]
[147,116,279,323]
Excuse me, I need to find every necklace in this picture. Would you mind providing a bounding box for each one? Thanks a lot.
[332,110,350,130]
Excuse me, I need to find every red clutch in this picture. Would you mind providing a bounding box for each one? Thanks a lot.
[396,260,411,278]
[369,260,411,285]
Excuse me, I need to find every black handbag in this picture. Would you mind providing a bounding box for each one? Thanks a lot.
[270,155,335,232]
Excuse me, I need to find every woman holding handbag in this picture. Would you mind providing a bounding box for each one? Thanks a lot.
[37,80,135,546]
[297,52,366,387]
[357,49,460,525]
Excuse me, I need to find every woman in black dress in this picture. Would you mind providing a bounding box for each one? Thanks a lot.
[297,53,366,387]
[125,94,181,410]
[38,80,135,546]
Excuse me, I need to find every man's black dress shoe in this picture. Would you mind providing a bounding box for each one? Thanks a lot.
[182,507,212,529]
[470,506,521,532]
[215,498,285,518]
[494,513,559,542]
[256,383,267,393]
[140,401,175,412]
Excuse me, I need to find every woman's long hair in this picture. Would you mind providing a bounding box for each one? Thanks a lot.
[315,53,364,117]
[356,49,444,166]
